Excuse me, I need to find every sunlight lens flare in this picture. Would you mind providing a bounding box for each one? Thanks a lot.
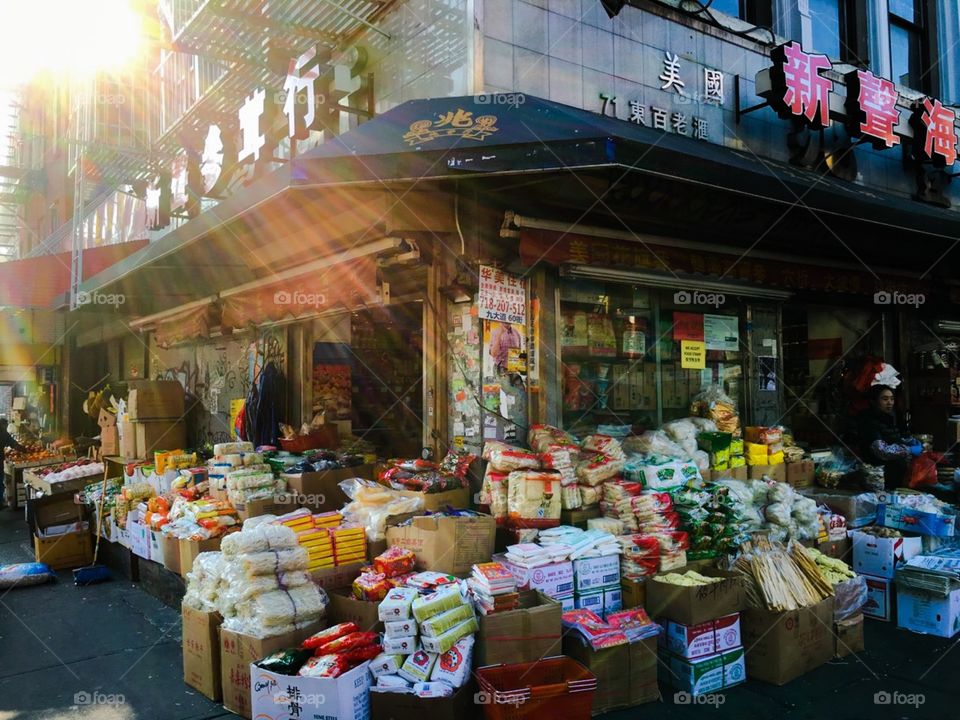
[0,0,142,87]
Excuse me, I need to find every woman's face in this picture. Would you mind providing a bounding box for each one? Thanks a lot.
[874,389,895,414]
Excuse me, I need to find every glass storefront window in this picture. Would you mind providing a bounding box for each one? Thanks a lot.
[559,280,747,436]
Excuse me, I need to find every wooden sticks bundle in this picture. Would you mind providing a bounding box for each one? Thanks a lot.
[734,537,834,612]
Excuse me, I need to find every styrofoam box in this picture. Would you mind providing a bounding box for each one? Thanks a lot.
[250,661,369,720]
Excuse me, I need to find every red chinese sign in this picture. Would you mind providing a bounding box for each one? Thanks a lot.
[912,98,958,167]
[518,229,928,297]
[478,265,526,325]
[766,41,833,128]
[845,70,901,149]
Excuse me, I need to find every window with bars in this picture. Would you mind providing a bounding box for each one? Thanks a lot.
[889,0,927,91]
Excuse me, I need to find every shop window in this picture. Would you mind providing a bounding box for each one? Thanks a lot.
[559,282,747,436]
[889,0,927,90]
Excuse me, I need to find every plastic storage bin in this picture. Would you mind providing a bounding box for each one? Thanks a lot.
[475,656,597,720]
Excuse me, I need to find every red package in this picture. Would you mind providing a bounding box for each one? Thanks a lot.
[301,622,359,650]
[388,572,416,588]
[298,655,348,678]
[352,572,391,601]
[315,631,379,657]
[373,546,416,578]
[337,643,383,667]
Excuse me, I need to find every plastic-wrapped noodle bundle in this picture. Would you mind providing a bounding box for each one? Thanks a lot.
[222,615,320,639]
[236,546,309,577]
[226,471,276,491]
[235,583,328,628]
[221,523,297,555]
[218,569,312,612]
[561,484,582,510]
[227,479,283,506]
[183,551,226,612]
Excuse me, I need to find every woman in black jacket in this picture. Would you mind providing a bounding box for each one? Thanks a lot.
[854,385,921,489]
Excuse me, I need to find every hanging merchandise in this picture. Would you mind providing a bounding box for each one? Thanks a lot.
[244,361,285,448]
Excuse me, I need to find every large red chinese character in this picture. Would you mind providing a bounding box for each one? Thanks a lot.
[912,98,958,167]
[766,42,833,128]
[845,69,900,148]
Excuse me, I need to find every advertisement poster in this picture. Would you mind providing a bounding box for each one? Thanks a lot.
[758,356,778,392]
[673,312,704,341]
[704,314,740,351]
[482,320,527,442]
[681,340,706,369]
[478,265,526,325]
[312,342,352,420]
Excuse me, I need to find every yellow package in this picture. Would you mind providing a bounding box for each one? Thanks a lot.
[767,451,784,465]
[729,456,746,468]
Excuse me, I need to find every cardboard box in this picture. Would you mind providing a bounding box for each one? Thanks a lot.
[605,587,623,615]
[368,680,474,720]
[97,407,117,428]
[310,562,365,592]
[250,660,369,720]
[179,537,222,576]
[563,636,660,713]
[558,593,575,612]
[646,569,745,626]
[741,597,834,685]
[395,486,471,513]
[128,519,151,560]
[575,590,604,614]
[662,613,741,660]
[561,505,602,528]
[495,555,574,598]
[12,396,26,410]
[283,464,375,513]
[573,555,621,594]
[747,463,786,482]
[834,613,865,657]
[801,489,877,528]
[385,512,495,576]
[476,591,562,666]
[162,534,182,575]
[135,421,187,457]
[896,586,960,638]
[786,459,814,488]
[127,380,184,420]
[863,575,894,621]
[233,496,290,522]
[219,623,323,719]
[621,577,647,609]
[327,588,383,632]
[182,603,222,701]
[852,532,922,579]
[31,494,92,570]
[877,503,956,537]
[100,426,119,456]
[817,536,852,561]
[149,530,165,564]
[666,646,746,695]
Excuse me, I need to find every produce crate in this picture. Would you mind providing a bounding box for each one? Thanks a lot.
[476,656,596,720]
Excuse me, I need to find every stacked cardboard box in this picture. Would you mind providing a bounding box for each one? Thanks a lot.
[573,554,622,618]
[852,531,922,622]
[122,380,187,458]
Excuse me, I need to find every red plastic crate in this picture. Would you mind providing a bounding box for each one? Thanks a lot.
[475,656,597,720]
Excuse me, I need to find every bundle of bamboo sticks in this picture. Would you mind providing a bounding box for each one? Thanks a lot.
[733,537,834,612]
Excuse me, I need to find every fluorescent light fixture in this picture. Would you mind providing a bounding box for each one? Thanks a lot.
[937,320,960,334]
[561,265,794,301]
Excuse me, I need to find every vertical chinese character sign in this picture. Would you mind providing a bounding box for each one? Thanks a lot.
[764,41,833,129]
[478,266,526,325]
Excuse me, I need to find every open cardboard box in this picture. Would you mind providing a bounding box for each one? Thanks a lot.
[283,464,375,513]
[31,494,92,570]
[385,512,495,576]
[645,567,745,626]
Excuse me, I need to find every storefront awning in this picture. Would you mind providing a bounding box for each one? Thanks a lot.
[0,240,148,309]
[291,95,960,245]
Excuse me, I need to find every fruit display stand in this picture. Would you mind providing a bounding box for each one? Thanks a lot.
[23,463,104,500]
[4,456,69,510]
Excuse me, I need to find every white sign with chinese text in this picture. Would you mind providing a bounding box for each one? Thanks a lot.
[478,265,526,325]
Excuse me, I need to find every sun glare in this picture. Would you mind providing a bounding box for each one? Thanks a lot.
[0,0,143,88]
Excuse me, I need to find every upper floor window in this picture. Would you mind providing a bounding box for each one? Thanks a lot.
[889,0,926,90]
[809,0,869,66]
[707,0,773,26]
